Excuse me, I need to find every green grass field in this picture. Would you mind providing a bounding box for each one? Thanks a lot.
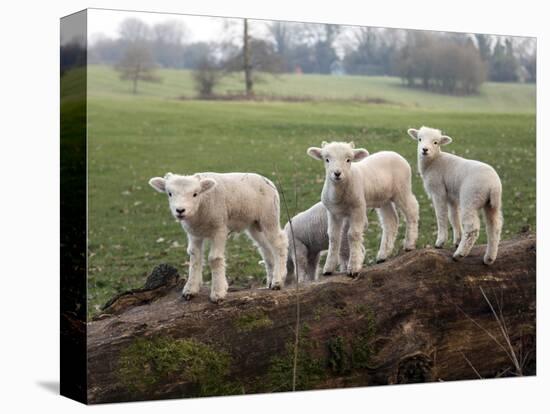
[84,65,536,317]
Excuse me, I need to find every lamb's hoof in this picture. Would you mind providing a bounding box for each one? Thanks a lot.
[209,297,224,304]
[452,253,464,262]
[404,247,415,252]
[323,271,334,276]
[376,258,386,264]
[483,257,495,266]
[347,271,360,278]
[270,281,282,290]
[182,293,194,301]
[435,244,444,249]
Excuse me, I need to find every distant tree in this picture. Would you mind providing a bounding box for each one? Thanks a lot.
[118,18,151,44]
[489,38,519,82]
[268,21,293,55]
[192,56,224,97]
[88,35,124,65]
[60,40,86,76]
[515,37,537,83]
[394,32,486,94]
[523,54,536,83]
[475,33,493,62]
[181,42,214,69]
[243,19,253,96]
[343,27,401,76]
[152,20,187,68]
[115,43,160,94]
[306,24,341,74]
[222,19,284,96]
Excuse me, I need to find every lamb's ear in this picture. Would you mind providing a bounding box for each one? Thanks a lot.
[407,128,419,141]
[353,148,369,161]
[440,135,453,145]
[149,177,166,193]
[307,147,323,160]
[199,178,217,194]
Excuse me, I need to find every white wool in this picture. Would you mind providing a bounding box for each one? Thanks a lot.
[284,202,355,283]
[408,126,503,264]
[149,172,288,302]
[307,142,419,275]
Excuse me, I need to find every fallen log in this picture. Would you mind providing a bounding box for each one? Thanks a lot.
[87,234,536,404]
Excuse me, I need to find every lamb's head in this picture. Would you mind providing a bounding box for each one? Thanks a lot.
[407,126,452,160]
[307,141,369,183]
[148,173,216,221]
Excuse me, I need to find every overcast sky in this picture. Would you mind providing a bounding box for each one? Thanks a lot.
[88,8,270,45]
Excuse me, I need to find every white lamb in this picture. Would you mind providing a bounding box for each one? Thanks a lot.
[149,172,288,303]
[284,202,354,283]
[407,126,503,264]
[307,142,419,276]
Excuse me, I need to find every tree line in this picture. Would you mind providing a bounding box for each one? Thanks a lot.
[90,18,536,96]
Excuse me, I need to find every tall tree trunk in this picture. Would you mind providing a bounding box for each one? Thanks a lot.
[86,234,536,404]
[243,18,253,97]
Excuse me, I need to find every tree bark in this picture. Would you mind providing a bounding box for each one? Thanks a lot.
[87,234,536,404]
[243,18,253,97]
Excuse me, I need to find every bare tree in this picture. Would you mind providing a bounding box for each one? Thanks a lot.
[118,18,151,44]
[192,55,223,98]
[268,21,294,55]
[115,43,160,94]
[221,19,284,97]
[243,19,253,96]
[152,20,188,68]
[152,20,187,45]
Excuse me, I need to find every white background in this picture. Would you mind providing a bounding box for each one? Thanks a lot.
[0,0,547,412]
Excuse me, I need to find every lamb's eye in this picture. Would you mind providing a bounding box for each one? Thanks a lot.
[418,138,422,142]
[434,141,439,145]
[168,192,172,197]
[346,159,351,163]
[193,193,198,197]
[325,158,330,163]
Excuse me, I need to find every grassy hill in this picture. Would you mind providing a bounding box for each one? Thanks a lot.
[83,65,536,317]
[88,65,536,113]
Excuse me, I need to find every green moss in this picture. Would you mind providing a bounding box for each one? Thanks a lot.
[327,307,376,374]
[234,310,273,333]
[117,336,241,397]
[327,336,349,374]
[267,326,325,392]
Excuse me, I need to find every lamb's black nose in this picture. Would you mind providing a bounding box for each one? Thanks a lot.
[422,148,428,154]
[334,171,341,178]
[176,208,186,214]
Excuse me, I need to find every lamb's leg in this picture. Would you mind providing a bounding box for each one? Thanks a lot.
[453,208,480,261]
[432,195,449,248]
[307,252,321,281]
[208,231,229,303]
[339,221,350,272]
[263,227,288,290]
[247,228,275,287]
[394,193,419,251]
[482,204,503,265]
[182,235,204,300]
[287,238,309,284]
[324,213,344,275]
[448,202,462,247]
[376,203,399,263]
[347,208,367,277]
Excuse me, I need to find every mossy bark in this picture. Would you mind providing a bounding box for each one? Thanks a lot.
[87,234,536,403]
